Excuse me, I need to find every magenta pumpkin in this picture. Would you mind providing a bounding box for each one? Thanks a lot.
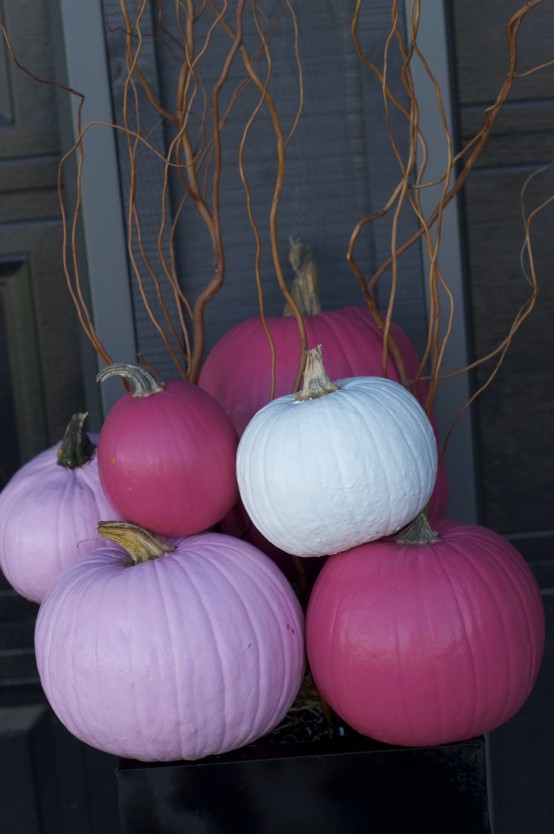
[35,523,305,762]
[0,413,121,603]
[306,515,545,747]
[96,363,239,537]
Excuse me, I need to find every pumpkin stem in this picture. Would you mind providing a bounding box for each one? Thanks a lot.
[57,412,96,469]
[98,521,176,565]
[394,513,439,545]
[294,345,339,401]
[284,239,322,317]
[96,363,165,398]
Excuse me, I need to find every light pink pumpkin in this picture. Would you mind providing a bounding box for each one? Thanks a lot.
[306,516,545,747]
[0,413,121,603]
[96,363,239,537]
[35,525,305,762]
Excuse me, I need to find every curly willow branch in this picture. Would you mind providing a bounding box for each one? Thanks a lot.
[211,0,306,393]
[349,0,551,432]
[440,179,550,453]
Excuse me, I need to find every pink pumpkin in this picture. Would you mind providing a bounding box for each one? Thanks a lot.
[200,305,448,519]
[0,413,121,603]
[96,363,239,537]
[35,523,305,762]
[306,516,545,747]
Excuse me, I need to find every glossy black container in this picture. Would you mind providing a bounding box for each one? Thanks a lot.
[117,733,492,834]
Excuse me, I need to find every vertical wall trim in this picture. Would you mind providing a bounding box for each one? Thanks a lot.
[402,0,479,523]
[56,0,137,417]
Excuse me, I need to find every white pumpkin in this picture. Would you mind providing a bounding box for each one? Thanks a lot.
[237,346,438,557]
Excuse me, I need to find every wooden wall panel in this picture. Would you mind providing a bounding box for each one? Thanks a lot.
[452,0,553,106]
[451,0,554,542]
[0,0,58,155]
[463,169,553,534]
[451,5,554,828]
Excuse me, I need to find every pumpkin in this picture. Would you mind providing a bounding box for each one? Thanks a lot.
[237,346,438,557]
[35,522,305,762]
[96,363,239,537]
[306,515,545,747]
[199,244,447,519]
[0,413,121,603]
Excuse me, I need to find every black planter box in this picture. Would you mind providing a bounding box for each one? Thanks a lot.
[116,733,492,834]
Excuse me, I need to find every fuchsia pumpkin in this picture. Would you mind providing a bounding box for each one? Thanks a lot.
[306,515,545,748]
[35,523,305,762]
[96,363,239,537]
[0,413,121,603]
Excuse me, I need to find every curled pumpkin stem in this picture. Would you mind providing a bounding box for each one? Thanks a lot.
[96,362,165,398]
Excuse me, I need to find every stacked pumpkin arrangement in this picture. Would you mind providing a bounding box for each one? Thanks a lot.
[0,279,545,761]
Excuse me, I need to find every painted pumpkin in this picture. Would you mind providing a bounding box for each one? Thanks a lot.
[96,363,239,537]
[237,347,438,557]
[35,523,305,762]
[306,515,545,747]
[0,413,121,603]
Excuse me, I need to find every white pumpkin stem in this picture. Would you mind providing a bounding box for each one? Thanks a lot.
[57,412,96,469]
[394,513,439,546]
[98,521,175,564]
[294,345,339,401]
[96,362,165,398]
[284,239,322,317]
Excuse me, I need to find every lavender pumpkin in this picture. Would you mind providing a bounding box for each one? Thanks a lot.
[35,523,305,762]
[0,413,121,603]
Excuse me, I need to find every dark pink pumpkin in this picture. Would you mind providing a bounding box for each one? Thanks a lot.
[306,515,545,748]
[97,363,239,537]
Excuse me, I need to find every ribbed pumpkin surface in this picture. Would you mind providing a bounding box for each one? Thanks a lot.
[35,533,305,762]
[306,519,545,747]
